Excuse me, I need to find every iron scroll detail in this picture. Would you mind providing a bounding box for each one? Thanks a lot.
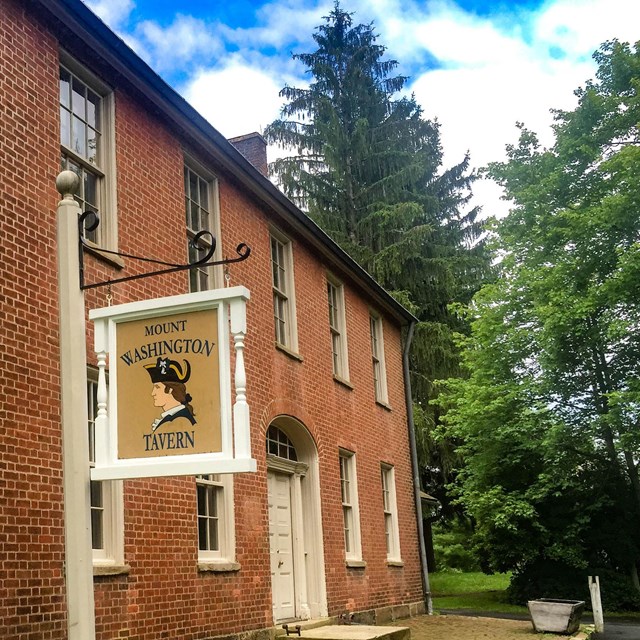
[78,211,251,290]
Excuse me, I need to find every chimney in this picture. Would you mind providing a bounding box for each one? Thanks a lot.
[229,132,268,177]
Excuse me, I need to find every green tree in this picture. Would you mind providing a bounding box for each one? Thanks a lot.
[440,40,640,599]
[265,4,489,527]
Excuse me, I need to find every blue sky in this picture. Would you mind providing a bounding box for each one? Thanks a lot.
[85,0,640,216]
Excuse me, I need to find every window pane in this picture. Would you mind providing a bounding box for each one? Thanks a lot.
[72,77,85,117]
[199,179,209,212]
[60,68,71,108]
[87,129,98,165]
[87,91,100,130]
[208,518,219,551]
[84,171,98,208]
[189,171,198,205]
[271,240,280,288]
[72,116,86,157]
[90,479,103,508]
[190,201,200,231]
[277,241,285,267]
[197,484,206,515]
[198,517,208,550]
[208,487,217,518]
[344,507,352,553]
[189,269,198,292]
[198,267,208,291]
[277,317,286,345]
[200,207,209,233]
[91,508,103,549]
[60,107,70,147]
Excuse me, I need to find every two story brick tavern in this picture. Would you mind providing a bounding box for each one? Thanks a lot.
[0,0,428,638]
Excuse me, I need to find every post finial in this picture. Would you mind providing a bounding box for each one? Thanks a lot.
[56,170,80,200]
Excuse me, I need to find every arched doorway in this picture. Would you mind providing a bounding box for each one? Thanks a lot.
[266,417,327,622]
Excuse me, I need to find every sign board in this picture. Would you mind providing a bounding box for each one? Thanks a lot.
[89,287,256,480]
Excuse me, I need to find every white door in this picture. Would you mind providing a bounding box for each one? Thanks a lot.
[268,471,296,621]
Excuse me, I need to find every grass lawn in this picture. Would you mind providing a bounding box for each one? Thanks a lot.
[430,571,640,619]
[430,571,528,615]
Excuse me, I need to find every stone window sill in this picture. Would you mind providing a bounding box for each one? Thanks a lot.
[387,559,404,568]
[198,560,241,573]
[84,241,125,269]
[93,563,130,577]
[275,342,304,362]
[333,375,354,390]
[346,559,366,569]
[376,400,393,412]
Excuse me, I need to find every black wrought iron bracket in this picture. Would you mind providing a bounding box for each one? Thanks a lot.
[78,211,251,291]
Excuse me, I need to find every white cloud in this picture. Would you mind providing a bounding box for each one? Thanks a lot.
[134,15,225,72]
[227,0,330,50]
[535,0,640,58]
[84,0,134,30]
[183,60,288,139]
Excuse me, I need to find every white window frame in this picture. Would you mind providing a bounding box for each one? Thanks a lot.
[60,51,117,250]
[381,464,401,562]
[369,313,389,404]
[339,449,362,563]
[184,157,223,292]
[270,228,298,352]
[196,473,236,565]
[327,276,349,381]
[87,370,124,567]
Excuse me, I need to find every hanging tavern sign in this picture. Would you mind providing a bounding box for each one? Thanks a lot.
[89,287,256,480]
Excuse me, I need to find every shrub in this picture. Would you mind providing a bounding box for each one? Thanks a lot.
[433,526,481,572]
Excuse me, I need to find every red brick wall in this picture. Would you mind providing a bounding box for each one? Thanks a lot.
[0,1,423,638]
[0,1,68,637]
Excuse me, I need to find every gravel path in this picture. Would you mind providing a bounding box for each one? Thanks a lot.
[391,614,583,640]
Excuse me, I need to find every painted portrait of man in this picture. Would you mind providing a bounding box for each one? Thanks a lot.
[144,357,197,432]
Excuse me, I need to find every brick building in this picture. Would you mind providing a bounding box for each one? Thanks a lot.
[0,0,428,638]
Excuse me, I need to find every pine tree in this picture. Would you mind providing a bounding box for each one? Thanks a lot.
[265,3,490,534]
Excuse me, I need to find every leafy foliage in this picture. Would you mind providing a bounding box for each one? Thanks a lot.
[439,40,640,602]
[432,522,481,572]
[265,3,490,517]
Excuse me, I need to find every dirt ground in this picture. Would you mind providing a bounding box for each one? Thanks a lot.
[391,614,589,640]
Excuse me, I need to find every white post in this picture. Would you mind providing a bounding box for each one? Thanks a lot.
[56,171,96,640]
[230,297,250,459]
[94,320,110,467]
[589,575,604,633]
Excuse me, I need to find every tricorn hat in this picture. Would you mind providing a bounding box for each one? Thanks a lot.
[144,357,191,384]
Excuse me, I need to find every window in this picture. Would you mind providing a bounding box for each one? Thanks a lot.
[369,313,388,404]
[271,231,298,351]
[339,450,362,562]
[196,474,235,563]
[184,162,222,291]
[87,372,123,566]
[60,56,116,248]
[327,278,349,380]
[266,425,298,461]
[381,464,401,561]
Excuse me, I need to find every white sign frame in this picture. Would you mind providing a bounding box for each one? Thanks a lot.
[89,286,256,480]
